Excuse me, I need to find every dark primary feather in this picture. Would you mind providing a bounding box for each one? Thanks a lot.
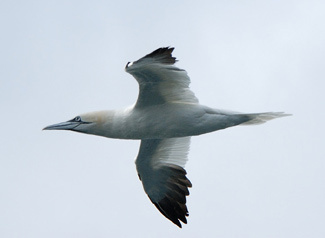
[138,47,177,65]
[147,164,192,228]
[125,47,177,69]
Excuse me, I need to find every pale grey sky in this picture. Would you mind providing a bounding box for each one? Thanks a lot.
[1,1,324,237]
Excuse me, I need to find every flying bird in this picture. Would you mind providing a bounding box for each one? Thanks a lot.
[44,47,289,228]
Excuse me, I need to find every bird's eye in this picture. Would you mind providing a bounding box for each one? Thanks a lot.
[74,116,81,122]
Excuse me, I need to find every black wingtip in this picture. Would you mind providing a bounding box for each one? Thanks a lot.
[152,198,183,228]
[148,164,192,228]
[142,47,177,64]
[125,47,177,70]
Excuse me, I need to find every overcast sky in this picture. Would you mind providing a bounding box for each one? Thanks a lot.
[1,0,324,237]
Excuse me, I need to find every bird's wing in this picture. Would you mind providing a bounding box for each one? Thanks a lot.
[135,137,192,228]
[125,47,199,108]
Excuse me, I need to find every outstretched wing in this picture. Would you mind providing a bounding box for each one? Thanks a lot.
[125,47,198,108]
[135,137,192,228]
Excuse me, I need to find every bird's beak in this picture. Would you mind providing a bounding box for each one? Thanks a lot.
[43,121,81,130]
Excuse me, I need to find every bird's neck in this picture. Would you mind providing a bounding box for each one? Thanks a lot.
[81,108,136,140]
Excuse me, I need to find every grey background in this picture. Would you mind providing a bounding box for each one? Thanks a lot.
[1,1,324,237]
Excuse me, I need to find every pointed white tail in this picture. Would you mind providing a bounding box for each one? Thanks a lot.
[240,112,291,125]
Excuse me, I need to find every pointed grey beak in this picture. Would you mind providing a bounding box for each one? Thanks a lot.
[43,121,81,130]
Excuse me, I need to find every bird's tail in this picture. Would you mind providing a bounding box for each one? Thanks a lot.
[240,112,291,125]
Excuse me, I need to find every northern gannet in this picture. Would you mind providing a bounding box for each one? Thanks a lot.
[44,47,289,228]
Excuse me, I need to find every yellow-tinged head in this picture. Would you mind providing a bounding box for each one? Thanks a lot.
[43,111,114,137]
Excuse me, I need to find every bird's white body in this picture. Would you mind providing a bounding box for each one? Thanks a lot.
[79,105,229,139]
[79,104,282,140]
[44,47,289,228]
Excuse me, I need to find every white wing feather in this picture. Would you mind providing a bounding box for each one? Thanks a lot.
[125,47,198,107]
[135,137,192,228]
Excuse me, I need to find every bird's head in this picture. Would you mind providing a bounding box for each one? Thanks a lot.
[43,111,112,136]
